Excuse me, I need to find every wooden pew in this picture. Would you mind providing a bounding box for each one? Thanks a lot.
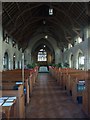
[60,68,90,118]
[1,96,17,120]
[68,71,86,92]
[28,67,38,96]
[0,67,39,119]
[0,84,25,118]
[61,69,85,94]
[49,67,90,117]
[2,69,30,104]
[59,68,68,89]
[70,74,85,103]
[82,70,90,118]
[2,67,38,101]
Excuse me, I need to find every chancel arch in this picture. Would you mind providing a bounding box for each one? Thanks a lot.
[31,39,55,66]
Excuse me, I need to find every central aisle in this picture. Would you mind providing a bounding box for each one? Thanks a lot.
[25,73,87,118]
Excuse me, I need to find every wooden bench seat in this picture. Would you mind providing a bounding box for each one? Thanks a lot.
[2,67,38,103]
[2,69,30,104]
[0,84,25,118]
[49,67,90,117]
[1,96,17,120]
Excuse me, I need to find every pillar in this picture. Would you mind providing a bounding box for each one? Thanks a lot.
[55,48,62,64]
[0,2,2,120]
[22,53,24,84]
[0,2,3,71]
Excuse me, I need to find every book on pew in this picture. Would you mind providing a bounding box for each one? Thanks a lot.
[77,80,85,92]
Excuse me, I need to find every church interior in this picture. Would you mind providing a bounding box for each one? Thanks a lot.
[0,1,90,119]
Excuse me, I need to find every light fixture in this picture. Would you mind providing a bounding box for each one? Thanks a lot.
[43,20,46,24]
[44,45,46,48]
[13,41,15,44]
[49,8,53,15]
[45,35,48,39]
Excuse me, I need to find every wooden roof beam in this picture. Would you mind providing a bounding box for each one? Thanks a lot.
[14,3,43,28]
[72,27,81,37]
[76,8,86,21]
[16,2,25,25]
[3,7,14,24]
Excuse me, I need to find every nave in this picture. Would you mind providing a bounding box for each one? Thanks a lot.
[25,72,87,118]
[1,2,90,119]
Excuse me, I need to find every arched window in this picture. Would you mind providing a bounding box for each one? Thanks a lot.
[12,40,16,48]
[68,43,72,49]
[71,54,74,68]
[69,54,74,68]
[78,37,82,43]
[38,49,47,61]
[78,52,85,70]
[3,52,9,70]
[3,33,9,44]
[13,53,16,69]
[74,37,82,45]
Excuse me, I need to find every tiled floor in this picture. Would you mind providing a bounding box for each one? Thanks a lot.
[25,73,88,118]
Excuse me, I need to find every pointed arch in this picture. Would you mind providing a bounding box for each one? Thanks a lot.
[69,53,74,68]
[76,49,85,70]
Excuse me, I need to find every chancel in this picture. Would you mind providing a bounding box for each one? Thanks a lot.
[0,1,90,119]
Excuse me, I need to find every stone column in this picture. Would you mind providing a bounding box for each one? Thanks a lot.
[55,48,62,64]
[22,53,24,84]
[82,32,90,117]
[0,2,3,71]
[0,2,2,120]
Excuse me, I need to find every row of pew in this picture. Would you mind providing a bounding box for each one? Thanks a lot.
[0,66,39,119]
[49,66,90,118]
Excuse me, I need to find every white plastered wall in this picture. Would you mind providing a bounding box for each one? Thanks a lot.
[2,38,22,70]
[63,26,90,70]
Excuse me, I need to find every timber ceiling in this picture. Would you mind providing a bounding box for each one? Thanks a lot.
[2,2,90,50]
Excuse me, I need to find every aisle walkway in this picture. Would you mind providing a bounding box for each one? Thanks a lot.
[38,66,49,73]
[25,73,87,118]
